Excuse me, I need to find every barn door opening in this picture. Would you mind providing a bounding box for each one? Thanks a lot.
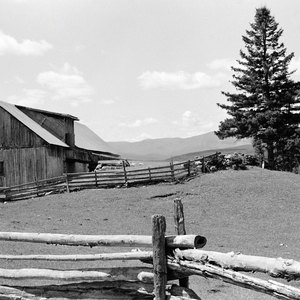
[66,161,76,173]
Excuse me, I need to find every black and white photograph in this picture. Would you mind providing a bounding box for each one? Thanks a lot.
[0,1,299,299]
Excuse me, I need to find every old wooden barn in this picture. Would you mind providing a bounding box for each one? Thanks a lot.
[0,101,119,187]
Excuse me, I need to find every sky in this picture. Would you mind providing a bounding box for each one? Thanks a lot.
[1,0,300,142]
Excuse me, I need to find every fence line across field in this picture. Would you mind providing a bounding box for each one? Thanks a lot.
[1,154,216,202]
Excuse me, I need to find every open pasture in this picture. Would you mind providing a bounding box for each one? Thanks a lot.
[0,167,299,299]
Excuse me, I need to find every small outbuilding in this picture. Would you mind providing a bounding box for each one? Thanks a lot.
[0,101,119,187]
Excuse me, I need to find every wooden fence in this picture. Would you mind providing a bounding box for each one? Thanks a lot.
[0,199,300,299]
[0,155,214,202]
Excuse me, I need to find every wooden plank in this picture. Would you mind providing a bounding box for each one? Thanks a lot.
[0,281,154,300]
[0,232,152,247]
[0,232,204,249]
[175,249,300,281]
[168,259,300,300]
[0,266,152,282]
[4,176,65,190]
[0,251,153,261]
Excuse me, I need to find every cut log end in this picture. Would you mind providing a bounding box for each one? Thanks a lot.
[194,236,207,249]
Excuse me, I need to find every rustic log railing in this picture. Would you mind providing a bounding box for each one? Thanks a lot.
[0,154,216,202]
[0,200,206,299]
[0,199,300,299]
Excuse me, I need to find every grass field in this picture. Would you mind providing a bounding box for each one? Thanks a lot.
[0,167,299,299]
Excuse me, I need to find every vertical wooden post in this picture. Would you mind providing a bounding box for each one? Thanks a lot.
[152,215,167,300]
[201,156,205,173]
[122,160,128,186]
[170,161,175,181]
[94,171,98,188]
[148,167,152,181]
[65,174,70,193]
[174,199,189,288]
[187,160,191,177]
[35,179,39,197]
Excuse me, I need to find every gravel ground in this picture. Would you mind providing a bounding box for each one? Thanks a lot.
[0,167,299,299]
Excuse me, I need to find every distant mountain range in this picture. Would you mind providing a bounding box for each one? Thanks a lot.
[107,131,253,160]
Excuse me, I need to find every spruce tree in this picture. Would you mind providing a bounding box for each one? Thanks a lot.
[215,7,300,170]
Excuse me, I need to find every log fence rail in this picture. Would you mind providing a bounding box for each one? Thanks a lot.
[0,199,300,299]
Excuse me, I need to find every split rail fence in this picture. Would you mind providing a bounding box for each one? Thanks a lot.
[0,155,214,202]
[0,199,300,299]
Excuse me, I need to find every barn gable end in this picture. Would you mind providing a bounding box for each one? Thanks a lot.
[17,105,78,147]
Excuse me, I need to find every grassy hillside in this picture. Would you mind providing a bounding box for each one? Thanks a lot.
[0,168,299,299]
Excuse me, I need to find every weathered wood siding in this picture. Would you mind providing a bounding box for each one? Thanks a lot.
[0,108,46,148]
[0,147,64,187]
[18,107,75,147]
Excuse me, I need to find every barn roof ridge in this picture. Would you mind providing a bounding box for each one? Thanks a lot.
[16,104,79,121]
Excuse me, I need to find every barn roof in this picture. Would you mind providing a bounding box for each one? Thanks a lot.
[0,101,69,148]
[74,122,119,156]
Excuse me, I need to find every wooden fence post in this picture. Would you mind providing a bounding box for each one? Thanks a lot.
[201,156,205,173]
[174,199,189,288]
[35,179,39,197]
[65,174,70,193]
[152,215,167,300]
[148,167,152,181]
[94,171,98,188]
[170,161,175,181]
[122,160,128,186]
[187,160,191,177]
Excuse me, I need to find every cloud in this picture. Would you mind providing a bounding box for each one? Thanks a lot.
[7,89,47,107]
[173,110,216,137]
[0,30,52,56]
[119,117,158,128]
[37,63,93,106]
[7,63,94,108]
[207,58,236,71]
[138,71,222,90]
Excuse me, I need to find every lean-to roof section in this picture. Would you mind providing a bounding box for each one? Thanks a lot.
[74,122,119,156]
[0,100,69,148]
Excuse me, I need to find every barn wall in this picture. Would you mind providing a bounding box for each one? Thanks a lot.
[0,147,65,187]
[0,108,46,148]
[18,108,75,146]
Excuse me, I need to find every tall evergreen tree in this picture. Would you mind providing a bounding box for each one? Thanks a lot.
[215,7,300,170]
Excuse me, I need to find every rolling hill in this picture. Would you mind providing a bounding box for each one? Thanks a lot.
[108,131,253,160]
